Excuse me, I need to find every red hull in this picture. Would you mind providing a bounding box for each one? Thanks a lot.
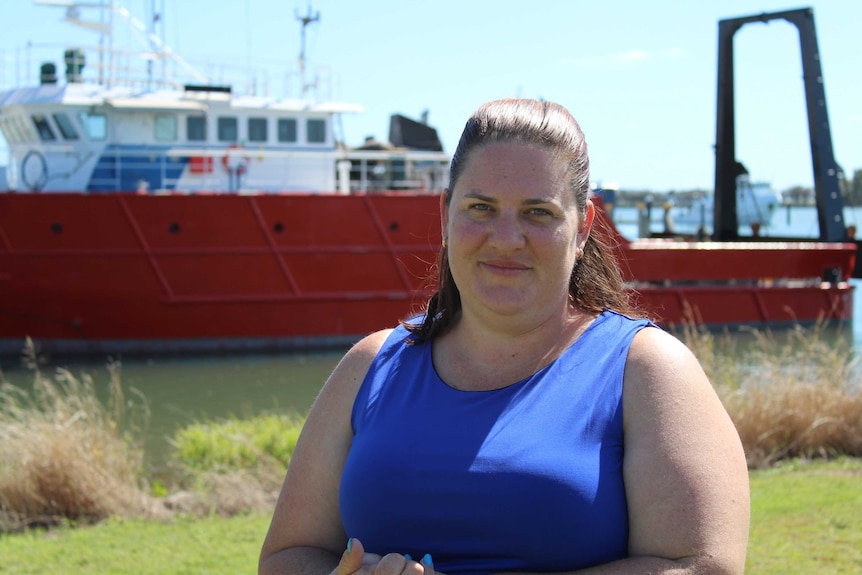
[0,193,854,354]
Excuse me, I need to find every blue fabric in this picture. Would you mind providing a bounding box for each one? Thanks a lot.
[340,310,654,575]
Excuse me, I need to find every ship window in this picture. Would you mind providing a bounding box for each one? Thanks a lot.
[248,117,267,142]
[3,118,19,144]
[187,116,206,141]
[217,117,238,142]
[52,113,79,140]
[307,118,326,143]
[31,114,56,141]
[154,114,177,141]
[277,118,297,143]
[15,116,35,142]
[0,118,15,145]
[78,112,107,140]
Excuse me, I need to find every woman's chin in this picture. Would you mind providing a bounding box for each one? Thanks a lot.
[474,289,537,317]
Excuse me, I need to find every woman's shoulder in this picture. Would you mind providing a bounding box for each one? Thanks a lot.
[626,325,696,372]
[310,328,396,420]
[335,328,396,381]
[353,327,396,355]
[623,325,722,422]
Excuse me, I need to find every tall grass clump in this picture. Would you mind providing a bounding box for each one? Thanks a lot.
[0,340,161,531]
[679,321,862,468]
[166,412,305,516]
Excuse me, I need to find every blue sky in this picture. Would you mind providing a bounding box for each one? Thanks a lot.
[1,0,859,192]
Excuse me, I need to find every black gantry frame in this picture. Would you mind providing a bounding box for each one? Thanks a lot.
[713,7,845,242]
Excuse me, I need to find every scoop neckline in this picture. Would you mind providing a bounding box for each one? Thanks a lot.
[428,310,611,394]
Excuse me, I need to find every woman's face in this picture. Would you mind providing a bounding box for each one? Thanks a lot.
[442,141,593,324]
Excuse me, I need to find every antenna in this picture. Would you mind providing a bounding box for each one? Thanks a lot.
[295,3,320,99]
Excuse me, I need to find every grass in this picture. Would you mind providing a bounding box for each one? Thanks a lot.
[746,458,862,574]
[171,413,302,473]
[0,458,860,574]
[0,340,306,526]
[0,513,267,574]
[161,414,304,518]
[0,340,163,531]
[676,320,862,467]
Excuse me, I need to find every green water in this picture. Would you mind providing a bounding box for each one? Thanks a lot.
[0,349,344,477]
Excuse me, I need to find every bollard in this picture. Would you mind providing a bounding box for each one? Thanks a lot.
[637,203,650,238]
[663,202,676,235]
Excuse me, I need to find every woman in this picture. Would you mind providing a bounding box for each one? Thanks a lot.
[260,99,750,575]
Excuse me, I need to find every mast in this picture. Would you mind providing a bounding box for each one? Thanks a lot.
[295,4,320,99]
[147,0,154,88]
[145,0,166,89]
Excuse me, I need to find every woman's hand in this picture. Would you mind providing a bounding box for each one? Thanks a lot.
[333,539,437,575]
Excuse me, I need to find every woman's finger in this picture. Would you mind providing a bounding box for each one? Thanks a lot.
[361,552,383,566]
[333,538,365,575]
[420,553,435,575]
[375,552,411,575]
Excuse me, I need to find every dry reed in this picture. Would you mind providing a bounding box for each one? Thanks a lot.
[679,321,862,468]
[0,339,164,532]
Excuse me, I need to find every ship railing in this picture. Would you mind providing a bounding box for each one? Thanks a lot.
[168,147,451,194]
[86,146,186,193]
[82,146,448,194]
[0,42,202,93]
[3,3,333,100]
[339,150,450,194]
[1,41,321,99]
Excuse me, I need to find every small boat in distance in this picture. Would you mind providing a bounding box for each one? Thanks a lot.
[672,175,782,232]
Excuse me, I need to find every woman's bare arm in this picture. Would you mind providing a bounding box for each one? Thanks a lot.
[582,326,750,573]
[259,330,392,575]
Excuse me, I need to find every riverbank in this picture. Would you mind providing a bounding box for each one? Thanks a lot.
[1,323,862,574]
[2,321,861,532]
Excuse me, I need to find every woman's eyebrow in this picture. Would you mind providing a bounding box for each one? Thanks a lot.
[463,192,556,205]
[523,197,557,206]
[463,192,495,202]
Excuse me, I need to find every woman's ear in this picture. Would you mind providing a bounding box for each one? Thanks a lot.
[440,188,450,240]
[578,199,595,249]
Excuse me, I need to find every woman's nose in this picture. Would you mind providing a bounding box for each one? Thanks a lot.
[487,210,526,250]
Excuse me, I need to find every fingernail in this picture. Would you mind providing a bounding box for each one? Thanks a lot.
[422,554,433,567]
[404,554,412,561]
[347,538,353,553]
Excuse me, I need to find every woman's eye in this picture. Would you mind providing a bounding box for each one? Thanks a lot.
[469,203,493,212]
[527,207,552,217]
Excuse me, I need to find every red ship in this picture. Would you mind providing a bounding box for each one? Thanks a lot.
[0,6,856,355]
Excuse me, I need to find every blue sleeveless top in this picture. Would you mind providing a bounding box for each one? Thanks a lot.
[340,310,654,575]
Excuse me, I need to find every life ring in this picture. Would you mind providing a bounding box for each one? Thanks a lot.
[21,149,49,191]
[221,144,250,175]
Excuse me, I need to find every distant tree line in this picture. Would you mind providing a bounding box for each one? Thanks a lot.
[609,167,862,207]
[780,167,862,205]
[610,189,709,208]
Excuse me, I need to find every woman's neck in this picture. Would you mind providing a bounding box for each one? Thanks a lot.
[434,305,597,391]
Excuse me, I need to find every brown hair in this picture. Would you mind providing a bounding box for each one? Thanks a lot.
[405,98,641,343]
